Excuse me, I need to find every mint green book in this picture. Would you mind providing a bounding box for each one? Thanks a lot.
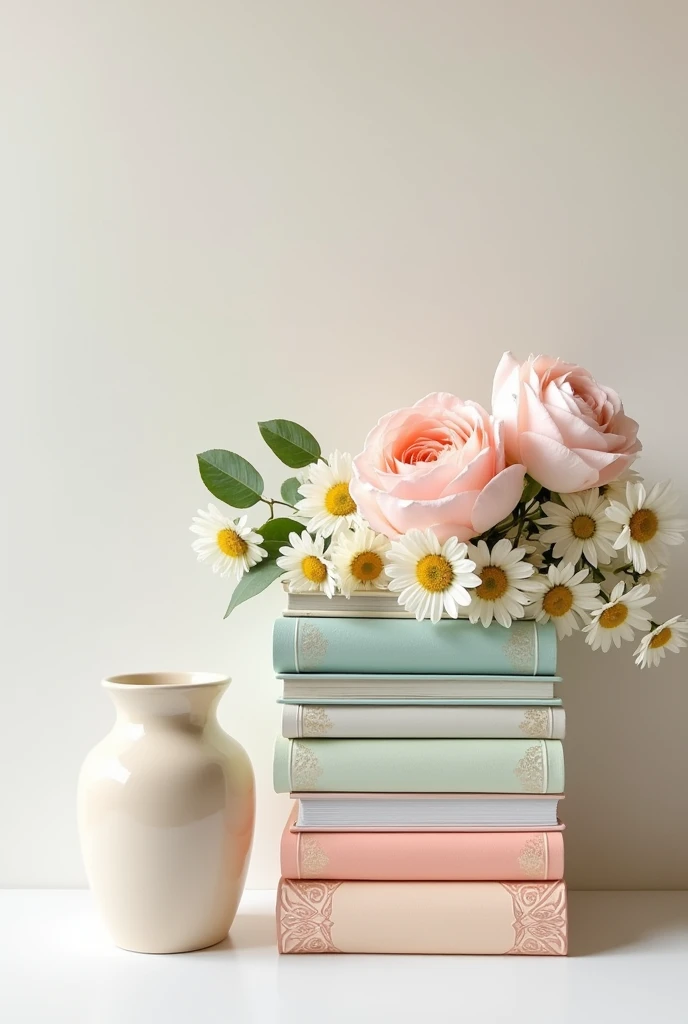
[273,737,564,794]
[273,617,556,676]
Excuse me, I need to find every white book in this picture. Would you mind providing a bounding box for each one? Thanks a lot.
[281,703,565,739]
[293,793,564,830]
[282,585,539,620]
[279,674,558,701]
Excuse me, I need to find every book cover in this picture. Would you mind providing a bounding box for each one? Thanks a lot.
[281,817,565,880]
[281,703,565,739]
[273,617,557,676]
[273,737,565,793]
[277,878,568,955]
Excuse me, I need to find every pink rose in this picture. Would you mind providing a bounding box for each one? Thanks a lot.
[492,352,641,493]
[350,393,526,542]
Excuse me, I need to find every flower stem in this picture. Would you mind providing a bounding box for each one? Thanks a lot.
[259,497,298,520]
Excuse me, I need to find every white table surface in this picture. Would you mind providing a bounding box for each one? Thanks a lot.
[1,890,686,1023]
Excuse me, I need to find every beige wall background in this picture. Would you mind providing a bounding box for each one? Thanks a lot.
[3,0,687,890]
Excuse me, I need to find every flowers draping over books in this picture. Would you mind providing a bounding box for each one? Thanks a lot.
[191,353,688,668]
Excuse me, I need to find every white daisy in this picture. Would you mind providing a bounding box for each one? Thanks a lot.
[539,488,619,568]
[603,467,643,504]
[190,505,267,581]
[465,538,545,629]
[531,562,603,639]
[386,528,481,624]
[634,615,688,669]
[637,565,667,593]
[295,451,361,538]
[606,481,688,573]
[276,530,336,597]
[583,582,656,652]
[331,525,390,597]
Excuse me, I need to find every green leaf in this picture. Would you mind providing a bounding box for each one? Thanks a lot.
[197,450,264,508]
[257,517,306,559]
[521,474,543,506]
[223,560,284,618]
[258,419,321,469]
[280,477,303,506]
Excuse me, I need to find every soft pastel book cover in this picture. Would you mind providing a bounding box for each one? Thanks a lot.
[277,879,568,955]
[281,816,564,881]
[273,736,565,793]
[273,617,557,676]
[281,703,566,739]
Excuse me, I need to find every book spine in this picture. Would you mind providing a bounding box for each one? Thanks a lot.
[281,704,566,739]
[273,617,557,676]
[277,879,568,954]
[280,822,565,881]
[273,737,565,794]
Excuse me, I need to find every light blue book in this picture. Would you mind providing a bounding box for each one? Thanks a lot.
[273,617,557,677]
[273,737,565,794]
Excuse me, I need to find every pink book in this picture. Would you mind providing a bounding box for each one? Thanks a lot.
[277,878,568,955]
[281,817,564,881]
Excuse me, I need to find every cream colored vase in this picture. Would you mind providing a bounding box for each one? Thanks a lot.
[78,672,255,954]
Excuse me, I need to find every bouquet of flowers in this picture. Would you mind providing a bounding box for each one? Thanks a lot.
[191,353,687,669]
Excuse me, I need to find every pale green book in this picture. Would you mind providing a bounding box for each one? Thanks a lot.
[273,617,556,676]
[273,737,564,794]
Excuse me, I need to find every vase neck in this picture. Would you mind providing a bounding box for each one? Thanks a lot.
[106,682,227,730]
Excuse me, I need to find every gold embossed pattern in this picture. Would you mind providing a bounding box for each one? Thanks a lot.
[291,742,324,789]
[518,833,546,878]
[502,882,567,955]
[278,880,342,953]
[298,623,329,670]
[299,835,330,877]
[503,622,536,672]
[519,708,550,738]
[514,743,545,792]
[302,706,334,736]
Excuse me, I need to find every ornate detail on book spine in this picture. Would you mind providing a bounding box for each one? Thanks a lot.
[299,836,330,877]
[503,622,536,673]
[519,707,550,738]
[297,622,329,670]
[518,833,546,878]
[514,742,545,793]
[291,742,324,789]
[501,882,567,955]
[278,880,342,953]
[302,706,333,736]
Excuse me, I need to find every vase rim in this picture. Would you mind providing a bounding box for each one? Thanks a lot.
[103,671,230,691]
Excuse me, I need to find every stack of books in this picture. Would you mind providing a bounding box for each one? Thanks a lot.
[273,590,568,955]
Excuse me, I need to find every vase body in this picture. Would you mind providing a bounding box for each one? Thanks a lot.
[78,672,255,953]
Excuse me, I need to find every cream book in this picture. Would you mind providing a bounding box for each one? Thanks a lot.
[282,585,540,620]
[292,793,564,830]
[279,675,559,701]
[277,879,568,955]
[281,703,566,739]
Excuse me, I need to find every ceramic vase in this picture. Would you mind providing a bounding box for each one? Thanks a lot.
[78,671,255,953]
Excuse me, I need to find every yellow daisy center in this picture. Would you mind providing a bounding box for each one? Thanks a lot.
[324,482,357,517]
[416,554,454,593]
[217,528,248,558]
[542,585,573,618]
[350,551,384,582]
[301,555,328,584]
[598,603,628,629]
[475,565,509,601]
[649,626,672,649]
[629,508,659,543]
[571,514,596,539]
